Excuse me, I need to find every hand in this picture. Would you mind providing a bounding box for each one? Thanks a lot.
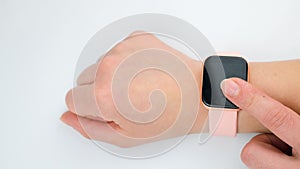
[61,32,206,147]
[221,78,300,168]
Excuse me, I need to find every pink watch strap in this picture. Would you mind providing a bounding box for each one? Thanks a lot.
[209,109,238,137]
[207,53,242,137]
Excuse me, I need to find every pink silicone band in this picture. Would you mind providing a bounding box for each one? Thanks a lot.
[209,109,238,137]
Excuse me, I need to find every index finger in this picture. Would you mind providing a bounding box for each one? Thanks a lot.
[221,78,300,151]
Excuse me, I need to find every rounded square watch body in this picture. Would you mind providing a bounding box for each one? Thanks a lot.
[202,55,248,109]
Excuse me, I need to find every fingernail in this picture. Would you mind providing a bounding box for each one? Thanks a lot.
[220,79,240,97]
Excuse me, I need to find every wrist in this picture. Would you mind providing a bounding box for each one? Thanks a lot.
[189,60,268,134]
[237,62,270,133]
[187,59,209,133]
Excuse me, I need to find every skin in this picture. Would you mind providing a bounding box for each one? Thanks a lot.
[221,78,300,168]
[61,31,300,167]
[62,31,206,147]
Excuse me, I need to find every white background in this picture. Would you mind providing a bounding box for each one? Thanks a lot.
[1,0,299,168]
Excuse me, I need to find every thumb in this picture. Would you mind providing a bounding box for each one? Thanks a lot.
[241,134,295,169]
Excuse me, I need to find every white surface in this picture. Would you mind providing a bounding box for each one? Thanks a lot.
[1,0,299,169]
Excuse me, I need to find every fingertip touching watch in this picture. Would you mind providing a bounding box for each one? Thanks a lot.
[201,54,248,136]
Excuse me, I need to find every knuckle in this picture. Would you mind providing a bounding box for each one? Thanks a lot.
[240,83,263,109]
[95,79,110,96]
[95,85,113,119]
[98,56,117,71]
[242,92,258,109]
[111,41,129,53]
[262,106,294,133]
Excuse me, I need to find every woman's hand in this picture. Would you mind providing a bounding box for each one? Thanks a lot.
[221,78,300,168]
[61,32,206,147]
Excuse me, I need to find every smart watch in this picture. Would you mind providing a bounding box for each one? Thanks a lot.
[201,55,248,136]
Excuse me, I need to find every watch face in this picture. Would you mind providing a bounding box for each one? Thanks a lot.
[202,56,248,109]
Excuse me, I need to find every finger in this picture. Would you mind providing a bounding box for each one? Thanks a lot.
[221,78,300,151]
[60,111,90,138]
[264,134,293,156]
[241,134,296,169]
[76,64,97,86]
[60,111,146,148]
[65,84,105,121]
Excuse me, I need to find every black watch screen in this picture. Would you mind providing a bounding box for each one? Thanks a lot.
[202,55,248,109]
